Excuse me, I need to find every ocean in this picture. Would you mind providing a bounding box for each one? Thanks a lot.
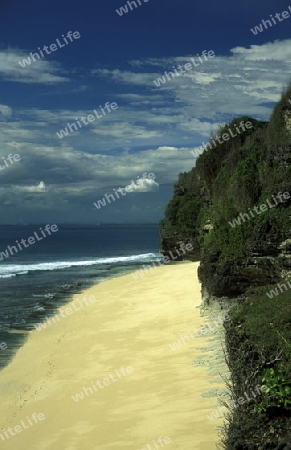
[0,224,161,369]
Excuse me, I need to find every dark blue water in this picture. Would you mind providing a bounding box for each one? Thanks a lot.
[0,224,161,368]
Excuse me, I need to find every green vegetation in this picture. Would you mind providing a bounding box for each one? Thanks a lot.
[224,288,291,447]
[160,84,291,448]
[160,87,291,266]
[257,368,291,413]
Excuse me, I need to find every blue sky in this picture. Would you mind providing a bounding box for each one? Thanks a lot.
[1,0,291,223]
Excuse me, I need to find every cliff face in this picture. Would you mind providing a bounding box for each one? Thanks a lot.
[160,89,291,297]
[160,86,291,450]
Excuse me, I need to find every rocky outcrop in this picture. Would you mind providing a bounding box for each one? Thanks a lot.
[198,254,281,297]
[159,90,291,449]
[198,232,291,296]
[160,108,291,298]
[160,234,200,261]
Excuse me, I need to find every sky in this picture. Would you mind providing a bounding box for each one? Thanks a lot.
[1,0,291,224]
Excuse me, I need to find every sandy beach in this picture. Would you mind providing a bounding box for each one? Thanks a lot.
[0,262,226,450]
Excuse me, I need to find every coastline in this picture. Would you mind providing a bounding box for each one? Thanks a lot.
[0,262,227,449]
[0,237,162,371]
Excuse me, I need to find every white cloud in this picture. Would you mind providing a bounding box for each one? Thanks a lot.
[179,118,221,136]
[91,122,160,140]
[14,36,291,153]
[92,68,158,86]
[125,177,159,193]
[0,49,69,84]
[231,40,291,62]
[190,72,221,84]
[93,40,291,116]
[2,39,291,213]
[15,181,47,192]
[0,104,12,118]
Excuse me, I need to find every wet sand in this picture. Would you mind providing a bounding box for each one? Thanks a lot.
[0,262,225,450]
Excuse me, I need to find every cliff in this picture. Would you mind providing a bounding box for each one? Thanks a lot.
[159,85,291,449]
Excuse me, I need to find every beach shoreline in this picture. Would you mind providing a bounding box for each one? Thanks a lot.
[0,262,227,450]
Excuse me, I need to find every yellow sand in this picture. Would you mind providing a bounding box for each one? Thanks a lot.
[0,262,224,450]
